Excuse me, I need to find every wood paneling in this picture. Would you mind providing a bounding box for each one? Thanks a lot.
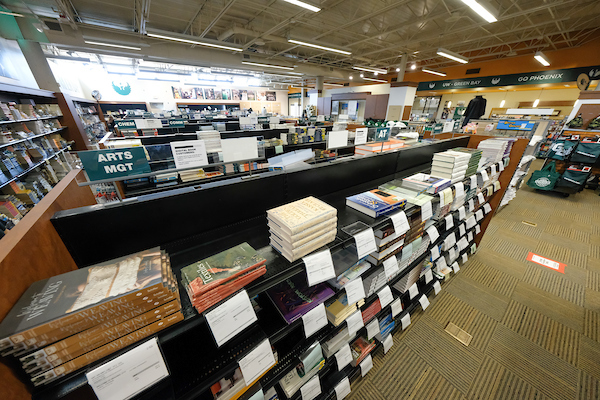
[54,92,92,151]
[374,94,389,119]
[402,106,413,120]
[518,101,577,107]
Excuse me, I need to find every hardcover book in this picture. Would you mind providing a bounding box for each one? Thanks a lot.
[346,189,405,218]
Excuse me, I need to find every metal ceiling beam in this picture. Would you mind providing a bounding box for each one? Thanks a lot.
[183,0,208,35]
[53,0,78,30]
[200,0,237,38]
[134,0,151,34]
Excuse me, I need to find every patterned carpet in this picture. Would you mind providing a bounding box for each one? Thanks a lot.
[347,160,600,400]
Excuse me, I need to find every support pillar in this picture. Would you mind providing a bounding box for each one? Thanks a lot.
[396,53,408,82]
[386,81,418,121]
[316,76,324,93]
[16,40,60,92]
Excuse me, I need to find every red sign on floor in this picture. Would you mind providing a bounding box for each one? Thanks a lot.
[526,252,566,273]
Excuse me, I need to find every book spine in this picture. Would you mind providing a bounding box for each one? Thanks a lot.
[268,217,337,243]
[270,209,337,236]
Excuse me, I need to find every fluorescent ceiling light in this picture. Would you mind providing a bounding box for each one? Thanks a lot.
[437,48,468,64]
[461,0,497,23]
[533,99,540,107]
[363,77,387,83]
[147,32,243,52]
[325,82,344,87]
[422,68,446,76]
[500,100,505,107]
[353,66,387,74]
[288,39,351,55]
[534,51,550,67]
[84,41,141,51]
[241,61,294,70]
[0,10,24,17]
[283,0,320,12]
[447,101,452,108]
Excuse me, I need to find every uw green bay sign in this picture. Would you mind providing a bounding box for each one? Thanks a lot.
[417,65,600,91]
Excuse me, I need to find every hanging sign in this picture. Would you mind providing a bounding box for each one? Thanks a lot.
[497,120,536,131]
[79,147,151,182]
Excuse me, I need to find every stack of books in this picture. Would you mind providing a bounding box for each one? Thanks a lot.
[350,336,376,366]
[362,267,387,297]
[401,173,451,194]
[392,263,423,294]
[326,292,365,326]
[354,139,405,155]
[477,138,509,165]
[452,147,482,176]
[197,130,222,153]
[346,188,407,218]
[267,274,335,324]
[430,150,471,183]
[268,197,337,262]
[0,248,182,386]
[279,343,325,397]
[375,313,395,341]
[181,242,267,314]
[378,182,433,207]
[322,328,351,358]
[179,169,224,182]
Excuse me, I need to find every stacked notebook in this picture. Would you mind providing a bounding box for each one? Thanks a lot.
[430,150,471,183]
[181,242,267,314]
[268,197,337,262]
[346,188,407,218]
[0,248,181,386]
[451,147,482,176]
[401,173,451,194]
[326,292,365,326]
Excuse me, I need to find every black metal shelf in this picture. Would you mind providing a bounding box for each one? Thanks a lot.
[0,146,71,190]
[0,115,62,125]
[0,127,67,150]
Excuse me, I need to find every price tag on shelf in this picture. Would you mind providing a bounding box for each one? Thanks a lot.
[436,257,448,271]
[86,338,169,400]
[475,225,481,235]
[205,290,258,347]
[468,232,474,242]
[419,294,430,310]
[462,253,468,264]
[377,286,394,309]
[354,228,377,259]
[366,318,380,340]
[470,175,478,188]
[483,204,492,214]
[491,164,497,176]
[458,237,469,251]
[408,283,419,300]
[468,199,474,212]
[303,249,336,287]
[247,389,264,400]
[477,193,485,204]
[302,303,327,338]
[421,201,433,222]
[426,225,439,242]
[459,224,466,237]
[238,339,276,385]
[424,269,433,284]
[401,313,411,330]
[335,344,353,371]
[383,334,394,354]
[498,161,505,172]
[390,210,410,236]
[300,375,321,400]
[360,354,373,377]
[391,298,403,318]
[383,256,400,280]
[466,216,476,229]
[452,262,460,273]
[448,247,457,263]
[345,277,366,305]
[481,170,489,182]
[458,206,466,220]
[445,232,456,249]
[334,377,351,400]
[454,182,464,198]
[431,246,440,261]
[346,310,364,336]
[433,281,442,295]
[475,210,484,222]
[445,214,454,231]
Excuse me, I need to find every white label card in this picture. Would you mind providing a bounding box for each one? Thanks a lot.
[408,283,419,299]
[345,278,366,305]
[401,313,411,330]
[247,389,264,400]
[477,193,485,204]
[491,164,497,176]
[454,182,464,198]
[424,269,433,284]
[303,249,336,287]
[483,204,492,214]
[470,175,478,188]
[383,334,394,354]
[334,377,351,400]
[475,225,481,234]
[481,170,489,182]
[302,303,328,338]
[462,253,468,263]
[433,281,442,295]
[466,216,476,229]
[445,214,454,230]
[238,339,276,385]
[300,375,321,400]
[86,338,169,400]
[475,210,484,221]
[391,298,403,318]
[354,127,368,146]
[468,199,474,212]
[498,161,505,172]
[170,140,209,169]
[366,318,380,340]
[458,206,466,220]
[360,354,373,377]
[452,262,460,273]
[335,344,353,371]
[426,226,440,242]
[354,228,377,259]
[421,201,433,222]
[205,290,258,347]
[383,256,400,280]
[377,286,394,309]
[459,224,466,237]
[390,211,410,236]
[419,294,430,310]
[436,257,448,271]
[431,246,440,261]
[346,310,364,336]
[401,242,413,261]
[468,232,474,242]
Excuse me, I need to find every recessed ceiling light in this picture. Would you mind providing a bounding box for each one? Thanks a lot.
[283,0,320,12]
[287,39,351,55]
[437,48,468,64]
[411,64,417,70]
[360,73,364,78]
[349,75,353,80]
[461,0,498,23]
[374,72,378,76]
[422,68,447,76]
[352,66,387,74]
[396,68,400,72]
[534,51,550,66]
[241,61,294,70]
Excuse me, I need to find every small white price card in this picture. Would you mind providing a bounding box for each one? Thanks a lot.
[401,313,411,330]
[491,164,497,176]
[303,249,336,287]
[470,175,478,188]
[334,377,351,400]
[302,303,328,338]
[346,310,364,335]
[424,269,433,284]
[390,211,410,235]
[477,193,485,204]
[458,206,466,220]
[238,339,276,385]
[454,182,464,197]
[391,298,403,318]
[205,290,258,347]
[360,354,373,377]
[408,283,419,299]
[86,338,169,400]
[436,257,448,271]
[468,199,474,212]
[466,216,476,229]
[335,343,353,371]
[445,214,454,230]
[431,246,440,261]
[498,161,505,172]
[433,281,442,295]
[426,225,439,242]
[421,201,433,222]
[483,204,492,214]
[458,237,469,251]
[475,225,481,235]
[377,286,394,309]
[452,262,460,273]
[481,170,489,182]
[354,228,377,259]
[419,294,430,310]
[462,253,468,263]
[459,224,466,237]
[300,375,321,400]
[383,334,394,354]
[366,318,380,340]
[475,210,484,222]
[383,256,400,280]
[468,232,474,242]
[345,278,366,305]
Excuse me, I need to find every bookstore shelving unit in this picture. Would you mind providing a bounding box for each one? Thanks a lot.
[54,93,107,151]
[22,135,529,400]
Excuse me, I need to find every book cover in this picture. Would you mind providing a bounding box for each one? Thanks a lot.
[267,197,337,236]
[346,191,394,218]
[266,275,335,324]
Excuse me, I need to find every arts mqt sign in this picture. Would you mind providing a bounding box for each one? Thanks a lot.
[417,65,600,91]
[79,148,151,182]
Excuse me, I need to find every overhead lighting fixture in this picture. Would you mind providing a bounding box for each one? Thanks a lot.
[437,48,468,64]
[325,82,344,87]
[534,51,550,67]
[533,99,540,107]
[461,0,498,23]
[500,100,506,107]
[84,40,142,51]
[447,101,452,108]
[241,61,294,70]
[359,73,364,78]
[0,10,24,17]
[396,68,400,72]
[283,0,320,12]
[411,64,417,70]
[374,72,378,76]
[349,75,353,80]
[288,39,351,55]
[147,32,243,52]
[352,66,387,74]
[363,77,387,83]
[422,68,446,76]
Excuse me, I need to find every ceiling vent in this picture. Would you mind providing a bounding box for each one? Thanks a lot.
[44,21,63,32]
[466,68,481,75]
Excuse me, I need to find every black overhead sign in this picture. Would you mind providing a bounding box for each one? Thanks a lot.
[417,65,600,91]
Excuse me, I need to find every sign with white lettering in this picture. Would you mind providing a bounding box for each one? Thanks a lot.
[116,119,136,129]
[79,147,151,182]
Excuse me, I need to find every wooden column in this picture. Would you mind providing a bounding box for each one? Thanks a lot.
[54,93,92,151]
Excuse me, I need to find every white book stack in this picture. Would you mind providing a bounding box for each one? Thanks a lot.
[477,139,508,165]
[430,150,471,183]
[197,130,222,153]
